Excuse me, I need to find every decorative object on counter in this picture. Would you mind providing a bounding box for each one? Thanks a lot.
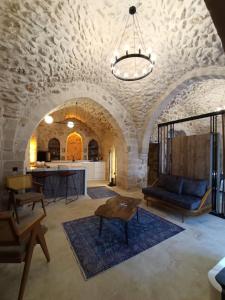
[63,208,184,279]
[0,210,50,300]
[87,186,119,199]
[6,174,46,223]
[111,6,156,81]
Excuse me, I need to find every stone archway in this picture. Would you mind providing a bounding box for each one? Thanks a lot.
[139,66,225,186]
[2,82,139,189]
[141,66,225,155]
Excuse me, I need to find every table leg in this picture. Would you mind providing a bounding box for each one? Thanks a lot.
[99,216,103,236]
[124,222,128,245]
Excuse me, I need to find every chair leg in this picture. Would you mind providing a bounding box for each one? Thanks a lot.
[18,230,36,300]
[36,224,50,262]
[32,202,35,210]
[41,199,47,216]
[14,203,20,224]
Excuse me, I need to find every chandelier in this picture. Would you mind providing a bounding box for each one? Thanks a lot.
[111,6,156,81]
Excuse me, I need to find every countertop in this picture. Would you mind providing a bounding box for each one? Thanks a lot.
[27,166,87,172]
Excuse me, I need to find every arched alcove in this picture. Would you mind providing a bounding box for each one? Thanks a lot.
[4,83,139,189]
[48,138,60,160]
[66,132,83,160]
[88,139,99,161]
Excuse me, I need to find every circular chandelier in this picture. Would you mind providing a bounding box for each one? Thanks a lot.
[111,6,156,82]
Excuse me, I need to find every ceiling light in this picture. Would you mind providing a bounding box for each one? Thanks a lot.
[67,121,74,128]
[111,6,156,81]
[44,115,53,124]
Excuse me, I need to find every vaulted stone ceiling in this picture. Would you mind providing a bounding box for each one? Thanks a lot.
[0,0,225,141]
[152,78,225,139]
[49,98,119,136]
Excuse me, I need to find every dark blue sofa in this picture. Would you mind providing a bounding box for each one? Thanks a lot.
[142,174,211,221]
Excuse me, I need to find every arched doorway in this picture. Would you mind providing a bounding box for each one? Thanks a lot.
[48,138,60,160]
[66,132,83,160]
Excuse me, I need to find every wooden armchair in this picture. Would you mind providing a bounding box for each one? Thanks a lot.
[0,210,50,300]
[6,174,46,223]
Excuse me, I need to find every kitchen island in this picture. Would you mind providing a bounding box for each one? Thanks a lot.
[45,161,106,181]
[27,166,87,199]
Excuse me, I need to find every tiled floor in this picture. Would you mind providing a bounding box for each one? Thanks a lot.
[0,183,224,300]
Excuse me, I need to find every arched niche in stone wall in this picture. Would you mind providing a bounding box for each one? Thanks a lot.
[88,139,99,161]
[48,138,60,160]
[66,132,83,161]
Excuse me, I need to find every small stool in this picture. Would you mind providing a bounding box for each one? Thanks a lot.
[32,172,55,203]
[56,171,78,204]
[208,257,225,300]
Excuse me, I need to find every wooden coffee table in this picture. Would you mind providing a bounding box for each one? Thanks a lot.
[95,195,141,244]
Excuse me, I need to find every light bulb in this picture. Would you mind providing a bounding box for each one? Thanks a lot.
[148,48,152,55]
[151,53,157,62]
[124,44,129,52]
[67,121,74,128]
[143,68,147,74]
[44,115,53,124]
[111,57,116,64]
[114,50,119,58]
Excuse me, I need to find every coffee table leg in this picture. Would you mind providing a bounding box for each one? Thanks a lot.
[99,216,103,236]
[124,222,128,245]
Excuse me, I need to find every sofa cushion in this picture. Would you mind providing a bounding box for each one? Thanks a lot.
[142,186,171,200]
[142,186,201,210]
[157,174,183,194]
[182,178,207,198]
[165,193,201,210]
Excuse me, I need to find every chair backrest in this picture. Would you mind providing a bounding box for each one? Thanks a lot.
[6,174,32,191]
[0,212,19,246]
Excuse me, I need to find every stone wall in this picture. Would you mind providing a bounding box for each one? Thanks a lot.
[36,120,101,161]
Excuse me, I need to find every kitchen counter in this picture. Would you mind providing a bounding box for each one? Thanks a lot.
[27,167,87,198]
[44,161,106,181]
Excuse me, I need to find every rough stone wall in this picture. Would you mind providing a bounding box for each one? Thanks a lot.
[1,0,225,190]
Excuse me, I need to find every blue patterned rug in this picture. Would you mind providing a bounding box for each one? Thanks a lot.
[63,208,184,279]
[87,186,119,199]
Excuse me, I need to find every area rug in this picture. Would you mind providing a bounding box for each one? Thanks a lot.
[87,186,119,199]
[63,208,184,279]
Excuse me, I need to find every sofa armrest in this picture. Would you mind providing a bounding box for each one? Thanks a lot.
[199,188,212,209]
[150,178,159,188]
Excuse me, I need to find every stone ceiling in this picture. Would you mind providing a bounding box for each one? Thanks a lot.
[0,0,225,141]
